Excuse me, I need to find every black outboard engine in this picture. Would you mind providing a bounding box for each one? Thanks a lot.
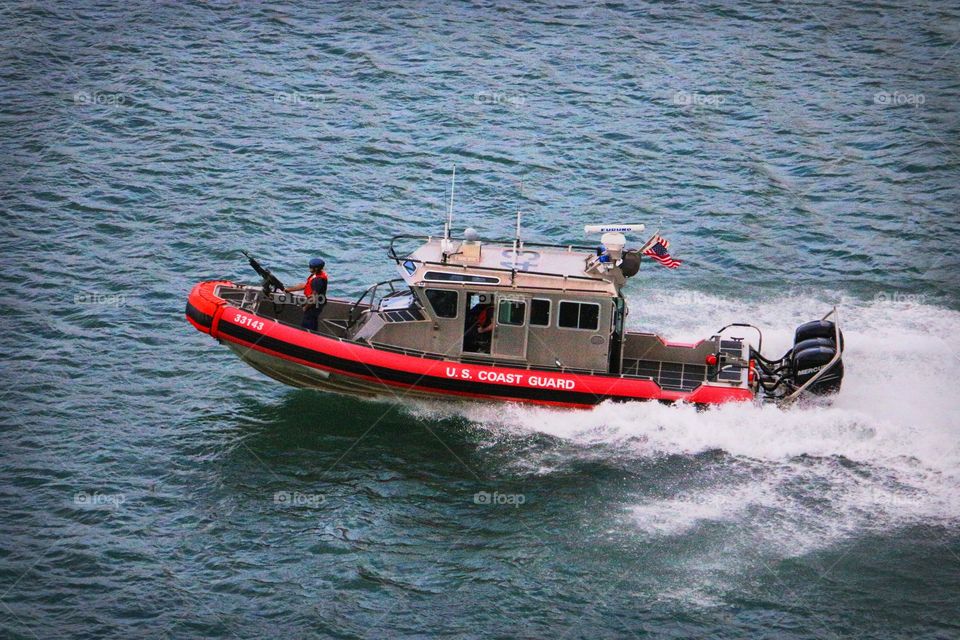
[732,311,846,403]
[789,320,844,394]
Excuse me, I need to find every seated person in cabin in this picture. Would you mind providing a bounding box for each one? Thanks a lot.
[464,301,494,353]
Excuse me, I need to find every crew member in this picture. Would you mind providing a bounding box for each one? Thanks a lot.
[285,258,328,331]
[476,304,494,337]
[464,301,494,353]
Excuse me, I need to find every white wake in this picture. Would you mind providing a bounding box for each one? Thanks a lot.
[409,291,960,552]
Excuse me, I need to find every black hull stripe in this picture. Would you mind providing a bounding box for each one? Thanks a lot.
[186,302,214,329]
[218,321,619,406]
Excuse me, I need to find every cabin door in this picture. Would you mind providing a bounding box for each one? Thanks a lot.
[492,296,528,359]
[608,296,625,374]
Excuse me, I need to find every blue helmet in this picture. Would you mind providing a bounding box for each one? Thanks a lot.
[309,258,325,269]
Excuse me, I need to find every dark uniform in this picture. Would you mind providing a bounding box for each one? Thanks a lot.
[301,270,327,331]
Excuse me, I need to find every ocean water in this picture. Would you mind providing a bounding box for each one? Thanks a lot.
[1,1,959,638]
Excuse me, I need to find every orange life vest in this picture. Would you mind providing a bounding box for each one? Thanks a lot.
[304,271,327,297]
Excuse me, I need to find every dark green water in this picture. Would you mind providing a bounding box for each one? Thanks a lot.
[1,1,959,638]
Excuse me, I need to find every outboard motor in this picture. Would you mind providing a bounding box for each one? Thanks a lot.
[794,319,844,352]
[789,320,844,394]
[724,309,846,404]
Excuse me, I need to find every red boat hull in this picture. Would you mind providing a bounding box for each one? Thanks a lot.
[186,281,755,408]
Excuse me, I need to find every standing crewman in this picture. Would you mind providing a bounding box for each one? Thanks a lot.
[285,258,327,331]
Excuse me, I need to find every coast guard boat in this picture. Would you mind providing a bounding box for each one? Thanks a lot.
[185,224,844,408]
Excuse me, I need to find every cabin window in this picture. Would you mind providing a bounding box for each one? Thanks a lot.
[497,299,526,326]
[425,289,458,318]
[424,271,500,284]
[530,299,551,326]
[558,301,600,331]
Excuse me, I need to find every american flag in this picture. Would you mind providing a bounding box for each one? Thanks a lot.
[642,234,682,269]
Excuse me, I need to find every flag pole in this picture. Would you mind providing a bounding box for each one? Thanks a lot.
[639,232,657,252]
[639,215,663,252]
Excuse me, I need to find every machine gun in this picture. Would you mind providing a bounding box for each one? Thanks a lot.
[241,250,286,295]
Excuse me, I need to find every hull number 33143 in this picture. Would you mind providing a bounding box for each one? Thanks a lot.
[233,313,265,331]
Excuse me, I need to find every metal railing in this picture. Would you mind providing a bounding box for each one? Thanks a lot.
[387,233,608,288]
[346,278,406,330]
[388,233,597,262]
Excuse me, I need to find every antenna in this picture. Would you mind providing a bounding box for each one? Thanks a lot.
[512,180,523,271]
[445,165,456,241]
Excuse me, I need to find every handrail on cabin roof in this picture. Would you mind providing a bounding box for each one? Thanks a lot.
[388,233,598,261]
[388,234,608,284]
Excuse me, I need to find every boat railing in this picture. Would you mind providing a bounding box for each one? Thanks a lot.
[346,278,407,330]
[387,234,605,286]
[388,233,597,262]
[239,287,264,311]
[364,339,663,380]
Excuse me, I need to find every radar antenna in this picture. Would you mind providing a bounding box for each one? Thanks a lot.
[512,179,523,271]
